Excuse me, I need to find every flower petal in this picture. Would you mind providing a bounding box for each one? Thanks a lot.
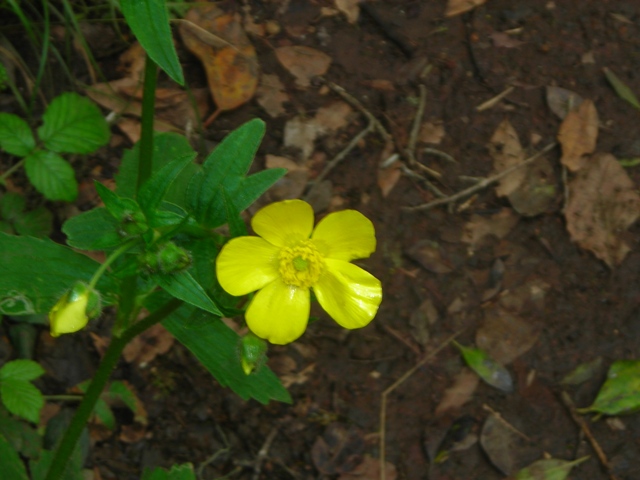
[314,259,382,329]
[312,210,376,261]
[216,237,279,296]
[252,199,314,247]
[246,280,310,345]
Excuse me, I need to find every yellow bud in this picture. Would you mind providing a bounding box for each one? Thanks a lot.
[49,282,93,337]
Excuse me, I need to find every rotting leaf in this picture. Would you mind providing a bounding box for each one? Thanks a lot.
[453,341,513,393]
[406,240,455,274]
[546,86,584,120]
[179,5,258,114]
[557,100,598,172]
[508,154,558,217]
[335,0,361,24]
[256,73,289,118]
[560,357,603,386]
[509,456,589,480]
[564,153,640,268]
[338,454,397,480]
[311,423,364,475]
[461,208,519,253]
[480,414,531,476]
[275,46,331,88]
[580,360,640,416]
[122,323,174,367]
[488,119,526,198]
[604,67,640,110]
[445,0,487,17]
[435,368,480,417]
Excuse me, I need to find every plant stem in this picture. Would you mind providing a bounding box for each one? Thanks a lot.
[88,239,137,291]
[43,298,182,480]
[136,55,158,194]
[0,158,25,184]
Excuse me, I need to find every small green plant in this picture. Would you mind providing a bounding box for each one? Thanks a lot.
[0,92,110,201]
[0,192,52,237]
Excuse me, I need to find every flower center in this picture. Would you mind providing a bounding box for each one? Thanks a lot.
[279,240,324,288]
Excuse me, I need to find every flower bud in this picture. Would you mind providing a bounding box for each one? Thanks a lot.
[118,209,148,237]
[239,333,268,375]
[49,282,101,337]
[140,242,191,274]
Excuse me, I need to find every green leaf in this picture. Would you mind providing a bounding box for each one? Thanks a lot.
[116,132,197,203]
[13,207,53,238]
[0,233,118,315]
[0,379,44,423]
[62,208,127,250]
[0,433,29,480]
[141,463,196,480]
[583,360,640,416]
[0,360,45,382]
[560,357,603,386]
[453,341,513,393]
[188,119,286,227]
[604,67,640,110]
[24,150,77,202]
[95,182,143,220]
[0,113,35,157]
[514,456,589,480]
[154,270,221,316]
[119,0,184,85]
[1,193,26,221]
[30,448,84,480]
[76,380,116,429]
[37,92,110,154]
[138,155,195,225]
[618,157,640,168]
[0,406,41,458]
[162,304,291,404]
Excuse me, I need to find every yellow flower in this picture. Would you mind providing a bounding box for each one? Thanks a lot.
[49,282,100,337]
[216,200,382,345]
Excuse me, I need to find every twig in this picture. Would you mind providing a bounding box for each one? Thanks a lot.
[400,164,446,198]
[324,80,392,144]
[380,331,461,480]
[406,84,427,166]
[423,147,457,164]
[403,142,557,212]
[560,391,619,480]
[197,425,232,479]
[251,427,279,480]
[482,404,531,442]
[312,122,374,185]
[475,86,515,112]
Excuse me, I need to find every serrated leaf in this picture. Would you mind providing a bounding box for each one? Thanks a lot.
[0,407,41,458]
[62,208,126,250]
[604,67,640,110]
[120,0,184,85]
[0,433,29,480]
[454,341,513,393]
[0,360,45,382]
[584,360,640,416]
[0,233,118,314]
[161,302,291,404]
[116,133,196,200]
[188,119,286,228]
[513,456,589,480]
[0,113,35,157]
[141,463,196,480]
[1,193,26,221]
[37,92,110,154]
[153,270,221,316]
[14,207,53,238]
[0,379,44,423]
[24,150,77,202]
[95,182,144,221]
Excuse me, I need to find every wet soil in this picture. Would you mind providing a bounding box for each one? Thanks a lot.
[5,1,640,479]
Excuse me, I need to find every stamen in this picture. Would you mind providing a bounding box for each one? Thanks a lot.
[279,240,324,287]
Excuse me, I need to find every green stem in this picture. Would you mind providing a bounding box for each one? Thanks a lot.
[136,55,158,194]
[44,298,182,480]
[88,239,137,291]
[0,158,25,184]
[43,395,82,402]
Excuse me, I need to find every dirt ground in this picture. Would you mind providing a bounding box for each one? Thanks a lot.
[5,0,640,479]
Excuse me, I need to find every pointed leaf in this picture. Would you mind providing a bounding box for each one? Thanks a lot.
[24,151,77,202]
[0,113,35,157]
[120,0,185,85]
[0,360,45,382]
[153,270,221,316]
[0,379,43,423]
[513,456,589,480]
[0,433,29,480]
[37,92,110,154]
[584,360,640,415]
[604,67,640,110]
[454,341,513,392]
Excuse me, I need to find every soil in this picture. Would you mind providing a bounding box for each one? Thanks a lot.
[4,1,640,479]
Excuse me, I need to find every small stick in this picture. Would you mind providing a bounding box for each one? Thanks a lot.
[400,164,446,198]
[406,84,428,166]
[475,86,515,112]
[251,427,280,480]
[423,147,457,164]
[380,331,461,480]
[324,80,392,144]
[560,391,619,480]
[312,122,374,185]
[404,142,557,212]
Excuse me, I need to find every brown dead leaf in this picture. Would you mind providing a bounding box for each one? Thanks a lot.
[488,119,526,198]
[419,120,446,145]
[281,363,316,388]
[406,240,455,274]
[275,46,332,88]
[490,32,524,49]
[335,0,361,24]
[122,323,174,367]
[312,423,364,475]
[265,155,308,200]
[256,73,289,117]
[284,116,322,160]
[119,424,146,443]
[409,298,439,347]
[435,368,480,417]
[461,209,519,251]
[314,101,353,134]
[557,100,598,172]
[565,152,640,267]
[476,307,540,365]
[445,0,487,17]
[338,455,397,480]
[507,154,558,217]
[179,6,258,112]
[378,142,401,197]
[546,86,584,120]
